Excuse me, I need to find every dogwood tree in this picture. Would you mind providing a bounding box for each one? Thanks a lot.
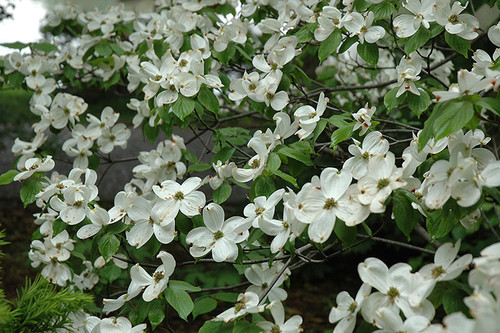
[1,0,500,331]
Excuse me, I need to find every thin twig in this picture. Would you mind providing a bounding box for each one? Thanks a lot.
[481,210,500,241]
[258,256,293,305]
[189,282,250,294]
[415,224,441,248]
[177,255,290,267]
[357,234,435,255]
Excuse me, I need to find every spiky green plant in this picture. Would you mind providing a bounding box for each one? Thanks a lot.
[0,230,93,333]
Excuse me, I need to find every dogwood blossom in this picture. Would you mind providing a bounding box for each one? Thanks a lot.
[186,203,249,262]
[257,301,303,333]
[128,251,176,302]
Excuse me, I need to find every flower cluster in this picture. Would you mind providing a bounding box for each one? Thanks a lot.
[1,0,500,331]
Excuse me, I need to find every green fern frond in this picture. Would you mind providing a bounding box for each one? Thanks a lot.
[1,276,93,333]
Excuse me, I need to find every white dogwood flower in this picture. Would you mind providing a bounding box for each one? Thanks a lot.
[186,203,249,262]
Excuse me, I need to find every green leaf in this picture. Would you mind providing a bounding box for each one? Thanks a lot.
[318,29,342,63]
[234,44,252,61]
[129,300,152,325]
[404,26,431,54]
[338,35,358,54]
[188,163,212,172]
[312,118,328,143]
[153,39,169,58]
[213,181,232,204]
[371,1,396,18]
[109,43,125,56]
[408,90,431,116]
[172,95,196,121]
[233,321,262,333]
[63,66,77,80]
[148,302,166,329]
[277,147,313,166]
[165,288,194,321]
[107,222,128,234]
[247,229,264,246]
[433,101,474,140]
[334,220,357,247]
[426,207,455,240]
[384,87,404,112]
[427,281,447,308]
[295,24,314,43]
[143,122,159,144]
[213,46,236,66]
[477,97,500,116]
[357,42,379,66]
[31,42,58,53]
[137,40,149,55]
[354,0,368,11]
[199,321,224,333]
[100,262,122,283]
[198,86,220,114]
[1,41,28,49]
[429,23,444,38]
[392,189,422,239]
[193,297,217,319]
[0,169,19,185]
[443,288,469,315]
[250,175,276,200]
[212,147,236,163]
[7,71,26,88]
[95,42,113,57]
[169,280,201,292]
[213,292,238,302]
[272,170,298,188]
[331,124,354,146]
[52,219,67,237]
[98,233,120,261]
[444,32,470,58]
[417,102,445,151]
[20,177,43,207]
[103,71,121,90]
[267,153,281,172]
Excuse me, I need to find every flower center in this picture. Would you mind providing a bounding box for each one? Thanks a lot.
[234,300,246,313]
[271,326,281,333]
[213,230,224,240]
[387,286,400,303]
[153,271,164,283]
[323,198,338,210]
[432,265,446,279]
[255,207,265,215]
[377,178,390,189]
[448,14,459,24]
[348,301,358,313]
[174,191,184,200]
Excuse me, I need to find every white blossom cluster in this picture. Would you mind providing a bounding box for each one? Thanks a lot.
[1,0,500,331]
[329,239,500,333]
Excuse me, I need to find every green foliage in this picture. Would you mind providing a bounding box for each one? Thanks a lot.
[357,42,378,66]
[213,181,232,204]
[98,233,120,261]
[20,176,43,207]
[404,26,431,54]
[444,32,470,58]
[392,190,423,239]
[173,95,196,121]
[0,276,93,333]
[0,170,18,185]
[165,287,194,321]
[407,90,431,116]
[318,30,342,63]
